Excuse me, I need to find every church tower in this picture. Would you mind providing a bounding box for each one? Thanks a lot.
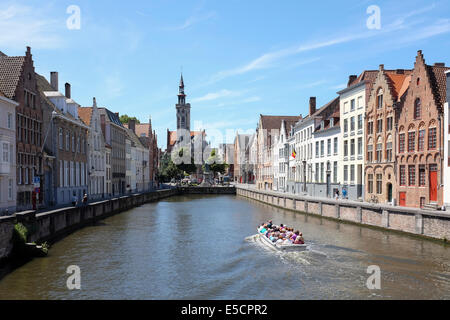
[176,73,191,131]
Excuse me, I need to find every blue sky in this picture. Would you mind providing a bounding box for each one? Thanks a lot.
[1,0,450,148]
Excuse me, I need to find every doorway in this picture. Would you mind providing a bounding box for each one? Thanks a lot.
[429,164,438,202]
[399,192,406,207]
[387,183,393,203]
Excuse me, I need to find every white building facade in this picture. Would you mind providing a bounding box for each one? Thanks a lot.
[0,94,17,215]
[337,82,366,200]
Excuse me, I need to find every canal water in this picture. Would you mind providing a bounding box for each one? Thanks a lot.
[0,195,449,299]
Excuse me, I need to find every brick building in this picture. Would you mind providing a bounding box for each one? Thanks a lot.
[0,47,43,210]
[396,51,449,208]
[98,108,127,196]
[38,72,89,206]
[365,65,412,205]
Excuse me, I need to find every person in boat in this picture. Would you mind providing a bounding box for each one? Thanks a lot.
[266,220,273,229]
[294,234,304,245]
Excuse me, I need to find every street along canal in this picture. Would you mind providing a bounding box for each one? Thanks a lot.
[0,194,449,299]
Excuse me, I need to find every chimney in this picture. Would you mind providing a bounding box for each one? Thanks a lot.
[379,64,384,71]
[50,72,58,91]
[309,97,316,116]
[26,46,31,57]
[65,83,71,99]
[434,63,445,67]
[396,69,404,74]
[348,75,357,87]
[129,119,136,133]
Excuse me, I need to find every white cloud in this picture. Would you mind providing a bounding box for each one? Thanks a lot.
[0,4,64,50]
[192,89,242,102]
[164,11,216,31]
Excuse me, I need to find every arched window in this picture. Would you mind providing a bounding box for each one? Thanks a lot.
[377,88,383,109]
[414,98,421,119]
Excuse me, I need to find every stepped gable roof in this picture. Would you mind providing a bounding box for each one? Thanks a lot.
[236,133,252,148]
[0,55,25,99]
[426,64,450,107]
[384,72,411,101]
[78,107,93,126]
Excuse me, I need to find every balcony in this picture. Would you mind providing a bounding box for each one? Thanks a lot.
[0,162,10,175]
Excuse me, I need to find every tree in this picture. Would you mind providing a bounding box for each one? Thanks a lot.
[119,114,140,124]
[203,149,228,178]
[176,148,197,175]
[158,153,183,181]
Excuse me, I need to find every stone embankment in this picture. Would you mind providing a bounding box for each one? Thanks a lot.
[236,186,450,242]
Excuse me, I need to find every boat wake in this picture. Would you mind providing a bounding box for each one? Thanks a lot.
[245,234,330,267]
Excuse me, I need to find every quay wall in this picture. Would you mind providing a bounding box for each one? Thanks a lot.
[0,186,236,261]
[0,189,177,260]
[236,186,450,242]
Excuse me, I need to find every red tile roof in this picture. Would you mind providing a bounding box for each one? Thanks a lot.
[168,130,205,146]
[0,55,25,99]
[427,65,450,107]
[78,107,93,126]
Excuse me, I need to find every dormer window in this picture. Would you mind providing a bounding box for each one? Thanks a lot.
[330,118,334,127]
[321,121,324,129]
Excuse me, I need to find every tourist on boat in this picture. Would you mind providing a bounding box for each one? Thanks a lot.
[266,220,273,228]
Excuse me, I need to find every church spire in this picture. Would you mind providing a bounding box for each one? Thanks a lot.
[178,73,186,105]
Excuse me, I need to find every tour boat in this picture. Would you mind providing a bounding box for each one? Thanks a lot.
[257,228,308,252]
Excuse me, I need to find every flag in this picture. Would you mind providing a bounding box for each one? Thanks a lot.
[291,149,296,158]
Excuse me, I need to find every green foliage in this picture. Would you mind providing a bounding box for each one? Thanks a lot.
[158,153,183,182]
[176,148,197,175]
[14,223,28,243]
[119,114,140,124]
[203,150,228,176]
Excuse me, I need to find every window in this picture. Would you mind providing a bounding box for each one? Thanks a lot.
[344,102,348,113]
[320,163,324,183]
[72,135,75,152]
[386,142,392,162]
[333,161,338,183]
[377,119,383,133]
[418,130,425,151]
[344,165,348,183]
[66,133,69,151]
[358,137,363,156]
[7,113,12,129]
[351,99,355,111]
[334,137,338,154]
[357,96,363,109]
[2,143,9,162]
[399,134,405,153]
[368,121,373,135]
[350,165,355,183]
[376,174,382,194]
[386,117,393,131]
[315,142,319,158]
[344,119,348,133]
[428,128,436,149]
[400,165,406,186]
[367,144,373,162]
[320,140,324,157]
[351,117,355,132]
[59,129,63,149]
[419,165,426,186]
[376,143,382,162]
[368,174,374,193]
[409,165,416,186]
[60,160,63,187]
[8,179,12,200]
[414,98,421,119]
[350,139,355,156]
[377,89,383,109]
[327,139,331,156]
[358,114,363,130]
[408,131,415,152]
[315,163,319,182]
[344,140,348,157]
